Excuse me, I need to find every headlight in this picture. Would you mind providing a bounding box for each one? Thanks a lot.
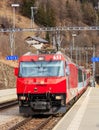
[19,96,26,100]
[55,95,62,100]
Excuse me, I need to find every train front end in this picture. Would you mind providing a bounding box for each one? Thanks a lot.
[15,53,67,115]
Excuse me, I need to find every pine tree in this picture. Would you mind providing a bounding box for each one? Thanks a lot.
[20,0,35,18]
[35,3,56,27]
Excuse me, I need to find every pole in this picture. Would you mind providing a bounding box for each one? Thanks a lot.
[11,4,19,55]
[31,7,37,28]
[57,31,61,47]
[79,47,81,65]
[12,6,15,55]
[52,35,56,48]
[13,7,15,28]
[70,43,73,60]
[10,31,15,56]
[76,46,78,64]
[86,51,88,68]
[31,7,34,28]
[12,4,20,28]
[92,45,96,87]
[72,36,74,50]
[72,33,76,50]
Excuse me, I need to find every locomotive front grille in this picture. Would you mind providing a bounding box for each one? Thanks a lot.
[18,93,66,107]
[30,94,47,100]
[30,101,51,110]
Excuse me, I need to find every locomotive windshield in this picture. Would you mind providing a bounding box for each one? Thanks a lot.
[19,61,64,77]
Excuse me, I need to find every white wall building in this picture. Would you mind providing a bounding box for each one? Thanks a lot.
[25,36,48,49]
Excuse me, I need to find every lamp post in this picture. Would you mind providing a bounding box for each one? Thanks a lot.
[72,33,76,50]
[71,33,76,61]
[92,45,96,87]
[86,51,88,68]
[84,46,88,68]
[11,4,20,28]
[11,4,19,55]
[76,46,78,65]
[31,7,37,28]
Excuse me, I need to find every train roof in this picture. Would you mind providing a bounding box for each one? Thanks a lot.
[19,51,73,63]
[19,51,87,71]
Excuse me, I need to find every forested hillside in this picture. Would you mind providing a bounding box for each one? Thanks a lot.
[0,0,99,61]
[0,0,99,89]
[19,0,99,27]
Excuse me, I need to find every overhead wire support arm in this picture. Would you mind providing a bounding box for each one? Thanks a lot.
[1,26,99,33]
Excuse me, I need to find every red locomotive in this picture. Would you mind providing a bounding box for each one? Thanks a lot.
[14,50,90,115]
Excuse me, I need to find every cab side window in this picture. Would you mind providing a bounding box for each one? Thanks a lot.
[78,69,83,82]
[65,62,70,76]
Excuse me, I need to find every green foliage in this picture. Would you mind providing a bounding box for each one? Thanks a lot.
[20,0,99,27]
[35,5,46,26]
[35,4,56,27]
[20,0,35,18]
[20,0,56,27]
[45,32,50,42]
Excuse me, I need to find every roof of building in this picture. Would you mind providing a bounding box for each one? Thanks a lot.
[25,36,48,43]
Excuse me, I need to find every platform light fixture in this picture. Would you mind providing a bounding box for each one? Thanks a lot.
[72,33,77,50]
[11,4,20,28]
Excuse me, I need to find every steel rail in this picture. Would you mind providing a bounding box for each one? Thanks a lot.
[0,100,18,110]
[8,116,52,130]
[8,117,32,130]
[33,116,52,130]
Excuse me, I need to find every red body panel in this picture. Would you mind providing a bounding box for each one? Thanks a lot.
[17,77,67,94]
[19,54,65,62]
[68,63,78,88]
[17,53,67,95]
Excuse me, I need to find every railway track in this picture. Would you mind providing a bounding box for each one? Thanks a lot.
[9,116,53,130]
[8,95,81,130]
[0,89,86,130]
[0,100,18,110]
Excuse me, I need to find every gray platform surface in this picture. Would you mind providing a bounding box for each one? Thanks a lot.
[53,87,99,130]
[0,88,17,104]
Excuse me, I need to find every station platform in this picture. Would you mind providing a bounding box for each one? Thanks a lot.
[0,88,17,104]
[53,87,99,130]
